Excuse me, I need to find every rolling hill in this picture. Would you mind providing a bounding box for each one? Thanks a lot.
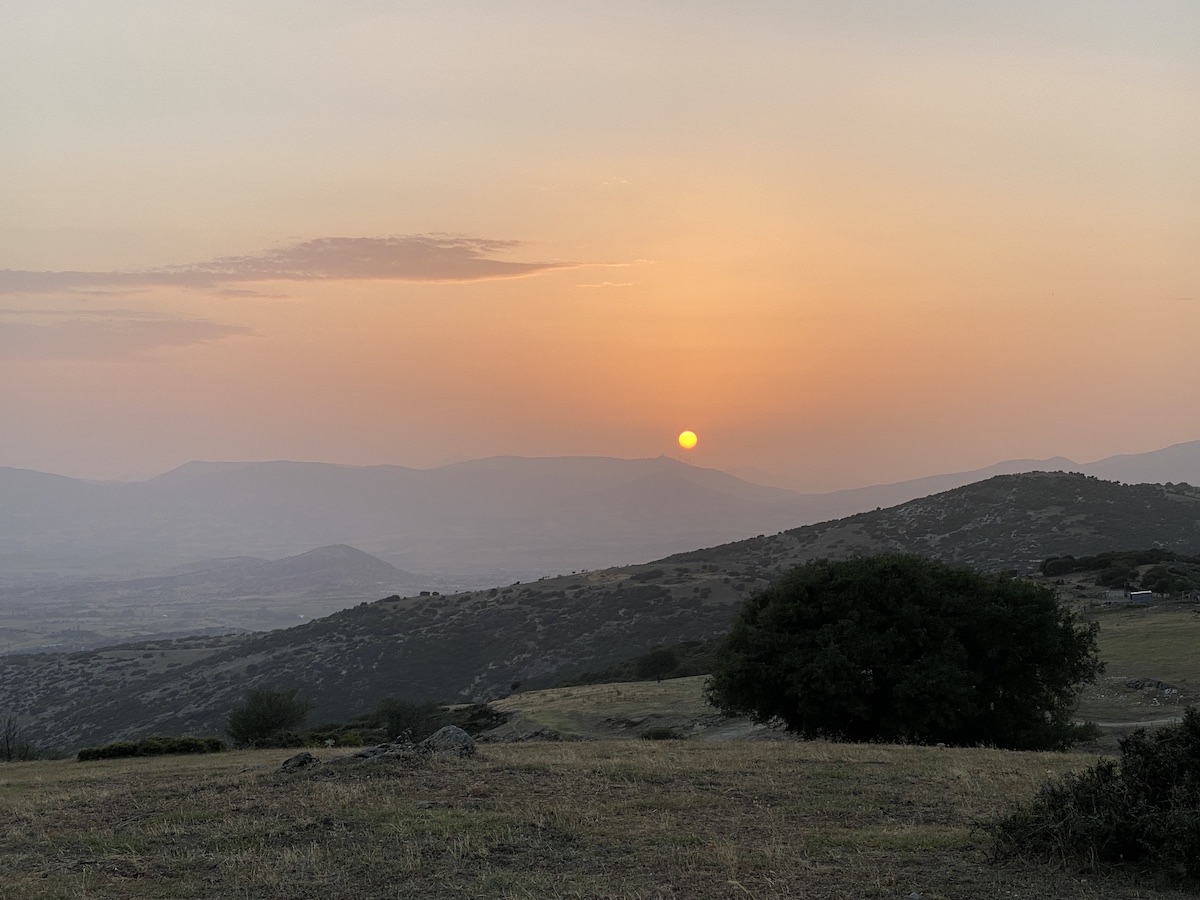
[0,544,428,654]
[6,470,1200,752]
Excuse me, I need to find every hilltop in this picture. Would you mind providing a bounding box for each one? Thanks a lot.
[666,470,1200,572]
[6,470,1200,752]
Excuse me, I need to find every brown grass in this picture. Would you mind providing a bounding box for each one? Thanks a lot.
[2,740,1194,899]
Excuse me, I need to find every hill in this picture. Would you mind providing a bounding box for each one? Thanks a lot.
[0,544,428,654]
[9,442,1200,651]
[664,471,1200,572]
[6,470,1200,752]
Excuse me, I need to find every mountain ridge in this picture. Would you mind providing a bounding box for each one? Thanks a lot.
[6,439,1200,588]
[8,470,1200,751]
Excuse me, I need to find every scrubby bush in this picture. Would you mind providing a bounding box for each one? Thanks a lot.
[77,735,226,761]
[226,687,313,746]
[990,708,1200,888]
[372,698,442,741]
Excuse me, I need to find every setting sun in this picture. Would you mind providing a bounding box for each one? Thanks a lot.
[678,430,698,451]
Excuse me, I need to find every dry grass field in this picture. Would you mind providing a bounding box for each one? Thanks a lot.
[2,739,1195,900]
[1075,604,1200,740]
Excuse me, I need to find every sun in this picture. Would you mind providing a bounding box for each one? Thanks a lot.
[677,430,698,451]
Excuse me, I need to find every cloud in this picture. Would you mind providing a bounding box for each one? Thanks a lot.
[0,311,254,360]
[0,234,574,296]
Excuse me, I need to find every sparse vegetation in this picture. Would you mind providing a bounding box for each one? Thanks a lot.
[634,648,679,681]
[557,638,723,687]
[1,714,37,762]
[369,698,443,741]
[4,738,1194,899]
[7,473,1200,756]
[707,555,1103,749]
[990,708,1200,889]
[1041,549,1200,595]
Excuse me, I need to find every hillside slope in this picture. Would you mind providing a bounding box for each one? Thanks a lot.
[0,544,429,654]
[8,471,1200,751]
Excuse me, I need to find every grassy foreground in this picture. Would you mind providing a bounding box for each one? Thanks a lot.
[2,741,1194,900]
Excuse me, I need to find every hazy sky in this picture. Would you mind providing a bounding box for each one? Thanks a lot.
[2,2,1197,490]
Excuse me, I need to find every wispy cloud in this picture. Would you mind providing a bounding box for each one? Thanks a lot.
[0,234,575,296]
[0,309,254,360]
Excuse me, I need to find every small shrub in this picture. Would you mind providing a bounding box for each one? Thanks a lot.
[989,707,1200,888]
[639,726,683,741]
[77,735,227,761]
[373,698,442,741]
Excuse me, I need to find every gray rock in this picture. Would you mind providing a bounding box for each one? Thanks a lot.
[278,751,321,773]
[420,725,476,757]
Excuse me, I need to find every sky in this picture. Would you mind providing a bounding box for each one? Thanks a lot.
[2,1,1198,492]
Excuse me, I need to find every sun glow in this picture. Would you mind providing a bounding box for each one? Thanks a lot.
[677,430,698,450]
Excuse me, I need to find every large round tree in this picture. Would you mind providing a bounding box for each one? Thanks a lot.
[705,555,1102,750]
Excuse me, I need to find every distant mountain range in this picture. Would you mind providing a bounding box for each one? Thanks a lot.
[5,439,1200,654]
[7,470,1200,751]
[6,438,1200,589]
[0,456,807,586]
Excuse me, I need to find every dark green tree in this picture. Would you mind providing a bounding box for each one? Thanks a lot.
[705,555,1102,750]
[226,688,313,747]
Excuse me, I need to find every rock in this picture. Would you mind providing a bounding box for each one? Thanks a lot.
[420,725,476,757]
[278,751,321,773]
[345,740,431,765]
[1126,678,1175,692]
[284,730,475,772]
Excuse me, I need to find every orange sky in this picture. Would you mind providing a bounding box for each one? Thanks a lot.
[1,3,1198,490]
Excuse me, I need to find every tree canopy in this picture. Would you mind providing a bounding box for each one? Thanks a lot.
[705,555,1102,750]
[226,687,312,747]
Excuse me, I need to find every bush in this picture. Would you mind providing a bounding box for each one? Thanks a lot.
[639,726,683,740]
[77,735,227,761]
[226,688,313,746]
[372,698,442,742]
[706,555,1102,749]
[989,708,1200,888]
